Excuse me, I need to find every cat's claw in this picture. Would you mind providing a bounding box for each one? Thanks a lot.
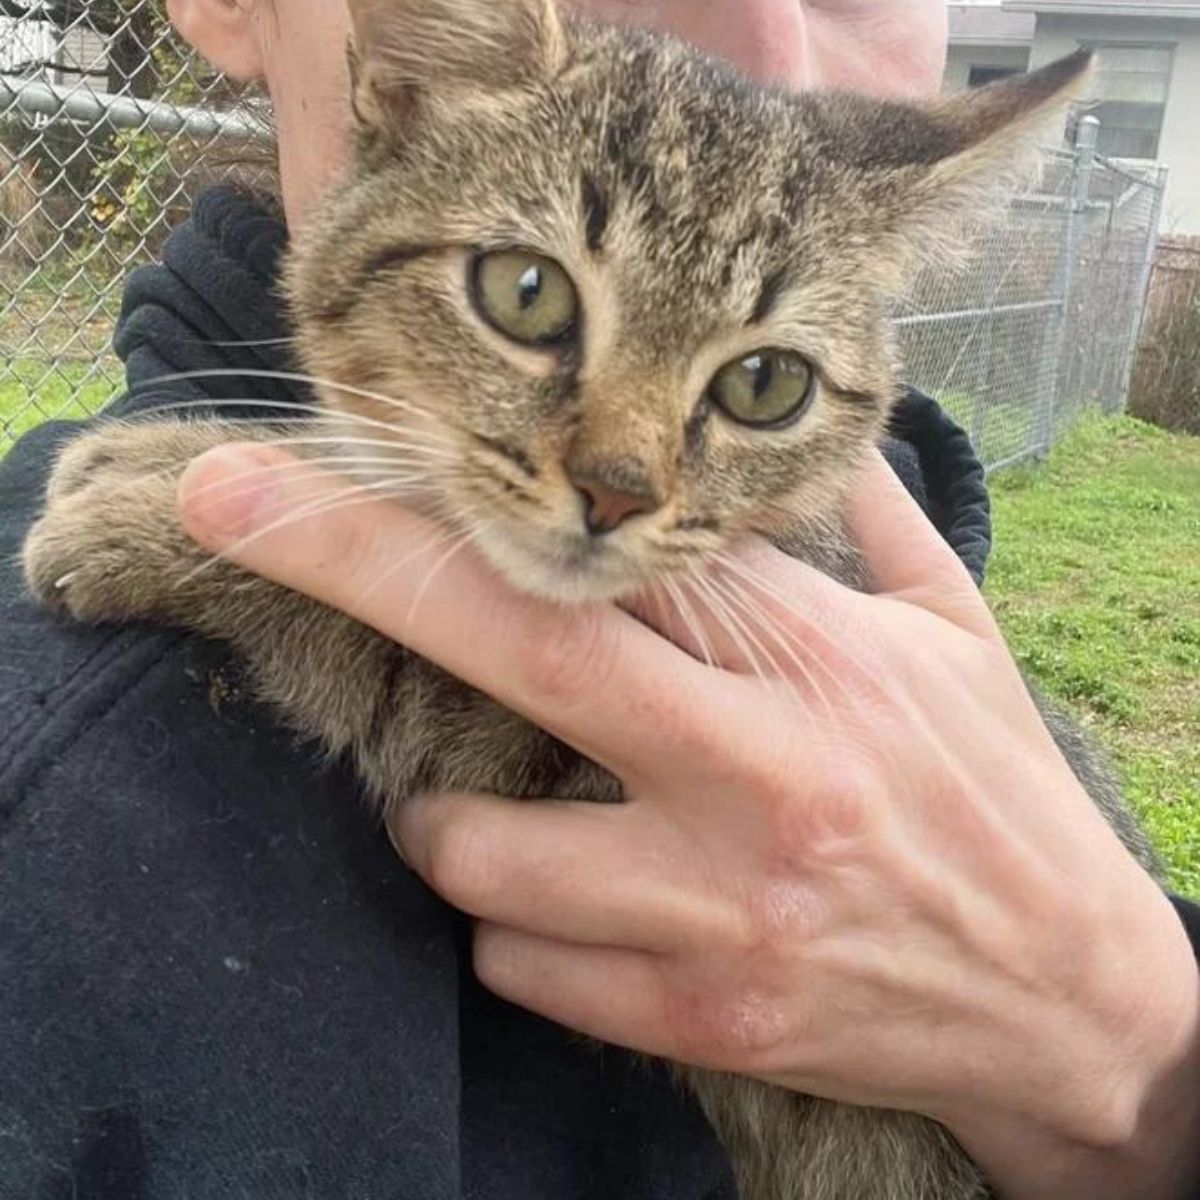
[24,419,254,626]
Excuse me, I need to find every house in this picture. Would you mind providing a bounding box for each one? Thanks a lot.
[0,16,107,87]
[0,17,56,76]
[946,1,1200,234]
[946,5,1035,86]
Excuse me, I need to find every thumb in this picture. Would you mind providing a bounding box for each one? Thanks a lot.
[847,450,1000,641]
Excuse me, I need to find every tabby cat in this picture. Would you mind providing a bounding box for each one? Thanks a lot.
[22,2,1152,1197]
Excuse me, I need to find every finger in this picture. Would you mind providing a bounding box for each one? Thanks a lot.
[473,924,675,1059]
[627,540,887,712]
[626,547,841,686]
[391,792,735,951]
[474,926,789,1076]
[177,445,732,780]
[847,451,999,639]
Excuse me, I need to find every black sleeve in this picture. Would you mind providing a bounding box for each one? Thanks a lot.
[1172,897,1200,957]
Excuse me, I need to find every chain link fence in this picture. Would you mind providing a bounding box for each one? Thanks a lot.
[0,0,266,448]
[1,9,1167,469]
[898,118,1166,472]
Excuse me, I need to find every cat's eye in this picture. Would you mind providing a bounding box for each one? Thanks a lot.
[470,249,578,347]
[708,350,815,429]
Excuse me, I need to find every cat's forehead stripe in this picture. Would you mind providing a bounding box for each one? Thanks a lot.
[581,174,610,254]
[750,270,788,326]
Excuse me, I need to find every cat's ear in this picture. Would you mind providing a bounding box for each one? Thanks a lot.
[909,49,1093,198]
[346,0,567,137]
[820,50,1094,280]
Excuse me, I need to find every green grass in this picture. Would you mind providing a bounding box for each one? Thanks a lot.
[0,358,117,447]
[988,416,1200,896]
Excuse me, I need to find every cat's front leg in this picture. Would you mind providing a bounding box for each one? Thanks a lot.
[23,418,294,627]
[24,418,424,781]
[21,417,538,803]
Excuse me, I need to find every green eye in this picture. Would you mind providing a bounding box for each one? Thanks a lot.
[709,350,815,428]
[470,249,578,347]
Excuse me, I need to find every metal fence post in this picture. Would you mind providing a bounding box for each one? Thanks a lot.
[1038,114,1098,456]
[1113,164,1168,414]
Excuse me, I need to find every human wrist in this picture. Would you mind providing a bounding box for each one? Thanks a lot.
[947,882,1200,1200]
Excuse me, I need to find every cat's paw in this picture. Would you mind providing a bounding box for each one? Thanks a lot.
[23,423,216,625]
[24,476,174,626]
[44,419,216,502]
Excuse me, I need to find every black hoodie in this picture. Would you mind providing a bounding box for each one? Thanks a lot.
[0,188,1187,1200]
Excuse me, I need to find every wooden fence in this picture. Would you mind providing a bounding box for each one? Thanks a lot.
[1129,235,1200,434]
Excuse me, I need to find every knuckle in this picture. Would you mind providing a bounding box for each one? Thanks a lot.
[1056,1076,1142,1151]
[424,807,495,911]
[767,755,876,871]
[517,605,619,707]
[664,983,791,1072]
[312,507,393,610]
[472,924,519,995]
[745,878,828,950]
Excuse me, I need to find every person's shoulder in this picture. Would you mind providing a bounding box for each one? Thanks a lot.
[0,418,341,824]
[1,422,177,796]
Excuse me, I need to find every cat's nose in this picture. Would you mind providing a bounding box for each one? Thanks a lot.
[573,478,660,536]
[566,455,663,536]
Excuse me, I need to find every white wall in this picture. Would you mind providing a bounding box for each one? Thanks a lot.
[944,43,1033,91]
[1029,15,1200,235]
[0,17,54,74]
[55,28,108,83]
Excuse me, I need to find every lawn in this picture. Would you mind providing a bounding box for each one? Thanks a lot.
[987,416,1200,896]
[0,358,117,448]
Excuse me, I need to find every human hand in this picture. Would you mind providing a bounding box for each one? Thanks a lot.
[178,446,1200,1200]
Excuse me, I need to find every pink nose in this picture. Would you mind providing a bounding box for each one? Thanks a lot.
[574,480,659,536]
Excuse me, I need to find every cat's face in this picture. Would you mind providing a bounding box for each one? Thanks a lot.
[286,0,1087,604]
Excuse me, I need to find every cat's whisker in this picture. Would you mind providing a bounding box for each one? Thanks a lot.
[658,575,717,670]
[184,462,444,513]
[352,521,466,610]
[120,397,391,431]
[403,519,495,631]
[178,450,451,504]
[709,552,876,717]
[127,366,439,424]
[643,579,690,662]
[119,397,460,448]
[683,570,780,693]
[179,478,423,586]
[700,570,831,719]
[57,445,446,513]
[156,334,300,349]
[716,564,915,780]
[686,571,777,686]
[710,551,849,663]
[271,482,493,612]
[271,434,458,459]
[719,555,912,785]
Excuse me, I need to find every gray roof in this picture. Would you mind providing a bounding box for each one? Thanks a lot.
[1003,0,1200,16]
[949,5,1036,45]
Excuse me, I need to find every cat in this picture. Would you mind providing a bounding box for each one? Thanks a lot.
[22,2,1153,1197]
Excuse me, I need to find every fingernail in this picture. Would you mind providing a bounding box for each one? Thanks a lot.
[178,445,289,543]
